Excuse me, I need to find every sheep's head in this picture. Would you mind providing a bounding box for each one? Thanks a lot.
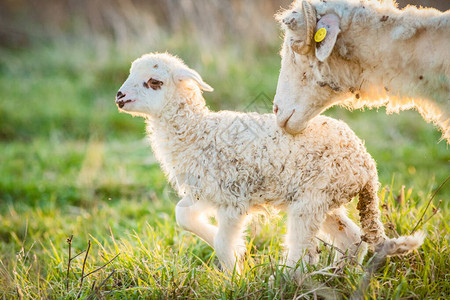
[274,1,344,135]
[116,53,213,117]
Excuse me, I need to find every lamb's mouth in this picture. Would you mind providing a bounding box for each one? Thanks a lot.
[116,99,135,108]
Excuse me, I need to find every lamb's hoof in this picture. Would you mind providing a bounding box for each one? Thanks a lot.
[269,273,288,288]
[269,274,276,288]
[269,267,302,288]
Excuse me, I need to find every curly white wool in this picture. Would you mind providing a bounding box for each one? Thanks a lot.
[116,52,424,273]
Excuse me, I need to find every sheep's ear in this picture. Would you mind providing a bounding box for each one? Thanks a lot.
[315,14,340,62]
[173,67,214,92]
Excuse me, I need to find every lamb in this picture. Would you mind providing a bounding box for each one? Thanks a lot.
[273,0,450,141]
[115,52,424,274]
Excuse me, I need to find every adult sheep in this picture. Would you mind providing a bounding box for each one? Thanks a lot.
[115,52,423,274]
[273,0,449,141]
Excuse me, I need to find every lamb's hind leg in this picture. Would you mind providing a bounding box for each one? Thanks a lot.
[285,201,327,273]
[175,197,218,247]
[320,207,368,264]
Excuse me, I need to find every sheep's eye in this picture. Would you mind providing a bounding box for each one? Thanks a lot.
[144,78,163,90]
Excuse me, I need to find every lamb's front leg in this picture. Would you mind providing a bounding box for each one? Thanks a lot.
[285,203,326,272]
[214,207,247,273]
[175,197,217,247]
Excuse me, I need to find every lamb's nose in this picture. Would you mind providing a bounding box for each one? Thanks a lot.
[273,104,279,115]
[116,91,126,100]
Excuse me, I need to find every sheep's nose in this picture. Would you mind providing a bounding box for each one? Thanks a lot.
[273,104,279,115]
[116,91,126,100]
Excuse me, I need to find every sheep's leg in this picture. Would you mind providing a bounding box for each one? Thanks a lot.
[285,203,326,272]
[175,197,217,247]
[214,208,247,273]
[319,207,368,264]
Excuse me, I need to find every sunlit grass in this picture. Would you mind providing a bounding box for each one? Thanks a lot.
[0,181,448,298]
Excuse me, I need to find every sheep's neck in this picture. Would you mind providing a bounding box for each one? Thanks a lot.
[335,5,450,106]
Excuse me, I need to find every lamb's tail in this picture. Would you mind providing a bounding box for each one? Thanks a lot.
[374,232,425,256]
[357,182,424,256]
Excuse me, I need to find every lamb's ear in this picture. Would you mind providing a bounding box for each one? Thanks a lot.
[315,14,340,62]
[173,67,214,92]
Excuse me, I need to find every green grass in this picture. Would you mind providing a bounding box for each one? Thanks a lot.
[0,38,449,299]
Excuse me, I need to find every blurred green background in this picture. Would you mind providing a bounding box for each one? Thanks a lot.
[0,0,447,205]
[0,0,448,298]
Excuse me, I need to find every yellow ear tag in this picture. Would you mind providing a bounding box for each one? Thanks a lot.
[314,28,327,43]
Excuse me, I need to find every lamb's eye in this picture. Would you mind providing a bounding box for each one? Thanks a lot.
[144,78,163,90]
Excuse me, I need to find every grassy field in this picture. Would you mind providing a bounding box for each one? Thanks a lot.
[0,28,449,299]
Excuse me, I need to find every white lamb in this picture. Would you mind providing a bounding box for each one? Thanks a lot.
[273,0,449,141]
[115,52,424,274]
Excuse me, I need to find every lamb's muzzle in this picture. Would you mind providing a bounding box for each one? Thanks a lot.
[116,99,134,108]
[115,90,136,108]
[116,91,125,99]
